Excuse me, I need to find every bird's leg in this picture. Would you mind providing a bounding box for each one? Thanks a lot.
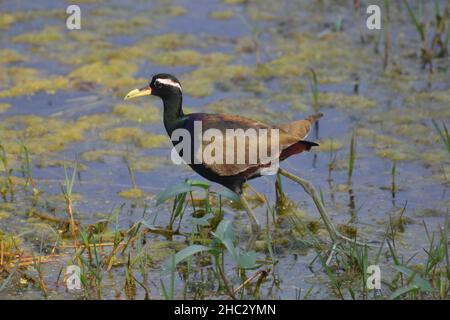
[278,168,369,246]
[239,193,261,250]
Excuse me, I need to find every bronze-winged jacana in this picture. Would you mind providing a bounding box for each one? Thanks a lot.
[124,73,346,248]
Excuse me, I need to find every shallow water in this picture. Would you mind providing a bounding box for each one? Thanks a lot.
[0,0,449,299]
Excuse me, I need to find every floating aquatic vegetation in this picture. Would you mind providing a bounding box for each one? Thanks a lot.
[143,33,199,50]
[182,65,253,97]
[386,123,438,145]
[420,149,448,166]
[68,59,139,90]
[337,224,357,239]
[102,127,167,149]
[405,89,450,109]
[223,0,247,5]
[0,49,27,64]
[0,67,69,98]
[316,138,344,152]
[210,10,235,20]
[75,113,123,130]
[319,92,377,110]
[368,108,428,125]
[12,26,64,45]
[0,211,10,220]
[35,158,88,171]
[128,156,167,172]
[153,5,187,17]
[81,149,126,162]
[205,97,292,123]
[256,54,303,78]
[0,103,11,114]
[86,16,153,36]
[247,6,276,21]
[0,114,102,156]
[0,13,18,29]
[118,187,145,199]
[375,147,417,162]
[149,50,231,67]
[112,103,160,123]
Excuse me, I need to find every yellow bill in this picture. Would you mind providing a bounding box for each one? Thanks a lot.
[124,87,152,100]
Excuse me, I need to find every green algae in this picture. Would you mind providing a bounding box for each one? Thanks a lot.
[0,13,17,29]
[223,0,247,4]
[404,89,450,108]
[155,5,187,17]
[47,193,83,203]
[0,49,27,64]
[144,33,199,50]
[247,6,276,21]
[102,127,167,149]
[0,67,69,98]
[205,97,292,123]
[375,147,417,162]
[0,103,11,114]
[431,165,450,185]
[112,103,160,123]
[36,158,88,171]
[0,211,11,220]
[337,224,357,239]
[68,59,142,93]
[420,149,449,166]
[0,114,106,156]
[118,187,145,199]
[75,113,122,129]
[273,94,310,113]
[182,65,253,97]
[319,92,377,110]
[81,149,126,162]
[255,32,367,80]
[316,138,344,152]
[13,26,64,45]
[385,123,439,145]
[368,109,426,125]
[210,10,235,20]
[149,50,231,67]
[129,156,167,172]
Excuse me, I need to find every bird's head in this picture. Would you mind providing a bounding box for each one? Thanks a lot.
[124,74,182,101]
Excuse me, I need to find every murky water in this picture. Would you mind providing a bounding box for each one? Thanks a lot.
[0,0,449,299]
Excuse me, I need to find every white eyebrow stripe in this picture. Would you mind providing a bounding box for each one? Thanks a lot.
[156,78,182,92]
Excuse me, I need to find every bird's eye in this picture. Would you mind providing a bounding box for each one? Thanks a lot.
[155,81,162,88]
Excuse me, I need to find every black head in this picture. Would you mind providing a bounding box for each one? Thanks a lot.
[149,74,182,99]
[124,73,182,101]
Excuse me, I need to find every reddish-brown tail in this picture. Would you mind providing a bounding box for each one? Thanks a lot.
[280,140,319,161]
[304,112,323,124]
[277,112,323,140]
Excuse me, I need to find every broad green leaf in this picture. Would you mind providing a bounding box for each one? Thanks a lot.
[190,214,213,226]
[238,251,259,269]
[156,179,210,205]
[389,284,419,300]
[186,179,210,189]
[214,188,240,202]
[162,245,210,273]
[393,265,433,292]
[156,181,194,206]
[211,220,237,261]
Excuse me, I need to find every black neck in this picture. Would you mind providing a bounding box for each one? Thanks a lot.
[162,93,184,136]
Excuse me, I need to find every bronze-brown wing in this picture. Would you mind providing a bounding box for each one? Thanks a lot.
[188,113,307,176]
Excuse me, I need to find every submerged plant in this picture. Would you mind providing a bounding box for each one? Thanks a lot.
[432,120,450,154]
